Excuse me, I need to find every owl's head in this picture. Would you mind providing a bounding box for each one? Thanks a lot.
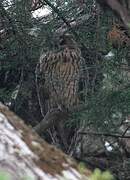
[59,33,78,48]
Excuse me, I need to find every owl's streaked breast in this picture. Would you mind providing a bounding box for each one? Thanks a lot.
[40,47,81,110]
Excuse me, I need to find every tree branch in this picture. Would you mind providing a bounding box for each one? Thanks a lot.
[40,0,76,34]
[97,0,130,29]
[34,108,69,134]
[34,103,87,134]
[39,0,88,49]
[79,131,130,138]
[106,0,130,28]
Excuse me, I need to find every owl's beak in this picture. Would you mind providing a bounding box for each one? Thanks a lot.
[59,39,65,45]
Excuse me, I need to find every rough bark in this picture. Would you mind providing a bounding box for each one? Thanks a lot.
[0,103,91,180]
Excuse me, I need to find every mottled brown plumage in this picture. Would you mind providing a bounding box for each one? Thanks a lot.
[39,34,82,114]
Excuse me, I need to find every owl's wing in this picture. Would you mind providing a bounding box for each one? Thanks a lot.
[78,56,89,102]
[35,53,50,116]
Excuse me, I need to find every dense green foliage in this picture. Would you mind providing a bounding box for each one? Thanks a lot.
[0,0,130,179]
[89,169,114,180]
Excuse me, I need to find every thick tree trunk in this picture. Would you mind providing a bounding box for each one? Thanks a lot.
[0,103,91,180]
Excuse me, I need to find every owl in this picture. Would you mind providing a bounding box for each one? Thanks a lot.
[37,33,83,115]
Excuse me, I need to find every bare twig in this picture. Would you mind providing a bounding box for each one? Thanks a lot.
[35,63,45,117]
[121,126,130,137]
[79,131,130,138]
[10,67,24,111]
